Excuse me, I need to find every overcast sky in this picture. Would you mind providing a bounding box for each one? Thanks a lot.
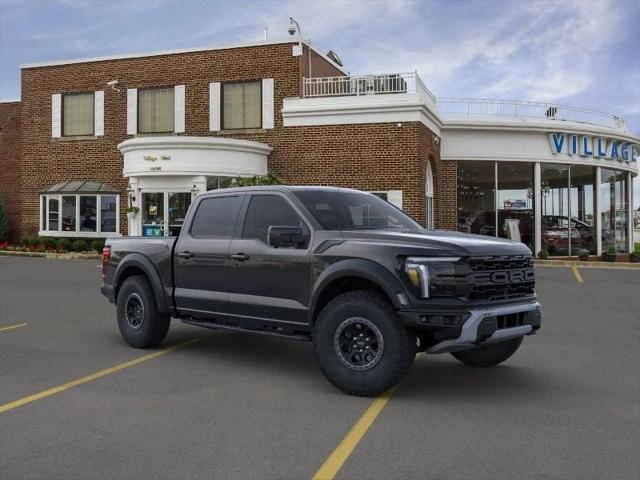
[1,0,639,204]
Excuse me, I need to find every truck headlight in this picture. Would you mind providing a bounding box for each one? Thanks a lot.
[404,257,461,298]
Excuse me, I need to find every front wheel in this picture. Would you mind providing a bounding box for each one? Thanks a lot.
[116,275,170,348]
[451,336,523,367]
[312,290,416,397]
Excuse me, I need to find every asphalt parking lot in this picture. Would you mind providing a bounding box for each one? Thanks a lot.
[1,257,639,480]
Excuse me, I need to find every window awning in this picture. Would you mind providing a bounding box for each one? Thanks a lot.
[41,180,121,194]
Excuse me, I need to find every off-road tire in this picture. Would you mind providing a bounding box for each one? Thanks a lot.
[451,336,523,367]
[312,290,416,397]
[116,275,170,348]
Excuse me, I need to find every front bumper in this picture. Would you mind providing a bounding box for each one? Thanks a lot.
[399,301,541,354]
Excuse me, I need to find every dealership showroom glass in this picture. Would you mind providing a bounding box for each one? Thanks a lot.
[0,38,637,256]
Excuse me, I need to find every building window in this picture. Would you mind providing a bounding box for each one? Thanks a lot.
[40,193,120,237]
[457,161,496,236]
[206,176,234,190]
[497,162,534,251]
[222,81,261,129]
[601,169,628,253]
[63,92,94,136]
[426,161,434,229]
[138,87,175,133]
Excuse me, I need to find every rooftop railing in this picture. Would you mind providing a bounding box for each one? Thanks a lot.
[301,73,627,131]
[302,72,436,105]
[436,98,627,130]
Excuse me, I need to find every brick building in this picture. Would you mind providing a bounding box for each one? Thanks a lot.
[0,38,638,254]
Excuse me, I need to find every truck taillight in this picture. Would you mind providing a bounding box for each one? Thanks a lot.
[102,246,111,276]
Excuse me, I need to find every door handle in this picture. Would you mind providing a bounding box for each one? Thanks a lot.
[231,253,249,261]
[176,251,193,259]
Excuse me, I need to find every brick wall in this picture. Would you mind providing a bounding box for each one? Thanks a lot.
[0,101,21,241]
[15,41,450,238]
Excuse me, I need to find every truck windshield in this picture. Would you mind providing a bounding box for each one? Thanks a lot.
[293,190,423,232]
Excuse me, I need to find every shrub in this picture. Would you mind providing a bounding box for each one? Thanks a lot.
[606,245,617,255]
[0,197,9,242]
[231,172,283,187]
[57,238,73,252]
[90,239,106,252]
[71,239,89,252]
[21,236,40,247]
[537,249,549,260]
[40,237,57,250]
[577,249,589,261]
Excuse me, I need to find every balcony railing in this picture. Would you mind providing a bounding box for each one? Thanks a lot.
[303,72,436,104]
[301,73,627,131]
[436,98,627,130]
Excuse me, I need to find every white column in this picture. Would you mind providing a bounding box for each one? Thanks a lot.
[534,162,541,255]
[595,167,602,256]
[627,172,633,253]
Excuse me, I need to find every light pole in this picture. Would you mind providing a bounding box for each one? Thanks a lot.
[288,17,311,95]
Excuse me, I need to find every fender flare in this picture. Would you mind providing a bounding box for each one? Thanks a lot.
[309,259,406,324]
[113,253,170,314]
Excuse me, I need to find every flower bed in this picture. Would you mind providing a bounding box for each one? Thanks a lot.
[0,237,106,255]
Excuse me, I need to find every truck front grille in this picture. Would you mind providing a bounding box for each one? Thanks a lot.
[466,255,535,301]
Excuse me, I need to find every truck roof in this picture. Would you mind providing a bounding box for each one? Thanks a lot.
[198,185,363,196]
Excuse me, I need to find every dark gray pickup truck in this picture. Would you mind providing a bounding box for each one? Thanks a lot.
[101,186,541,396]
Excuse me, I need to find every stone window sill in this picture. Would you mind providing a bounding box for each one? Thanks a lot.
[57,136,98,141]
[216,128,267,135]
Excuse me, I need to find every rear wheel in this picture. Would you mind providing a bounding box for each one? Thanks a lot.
[451,337,523,367]
[312,290,416,397]
[116,275,170,348]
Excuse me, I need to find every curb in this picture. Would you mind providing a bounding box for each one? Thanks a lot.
[534,259,640,269]
[0,250,100,260]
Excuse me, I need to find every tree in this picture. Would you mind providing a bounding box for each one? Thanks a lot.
[231,172,283,187]
[0,197,9,243]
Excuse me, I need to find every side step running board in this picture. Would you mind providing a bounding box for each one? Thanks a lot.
[180,318,311,342]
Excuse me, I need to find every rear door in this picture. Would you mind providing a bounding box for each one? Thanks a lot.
[228,193,312,324]
[173,193,244,316]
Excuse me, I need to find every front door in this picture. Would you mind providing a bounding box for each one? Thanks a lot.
[228,193,312,324]
[173,194,244,316]
[142,192,192,237]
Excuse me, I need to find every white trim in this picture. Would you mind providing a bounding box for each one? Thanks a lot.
[627,172,633,253]
[38,231,122,238]
[0,97,20,103]
[94,90,104,136]
[262,78,274,129]
[127,89,137,135]
[209,82,221,131]
[51,94,61,138]
[387,190,403,209]
[20,39,347,74]
[595,167,602,256]
[534,162,541,254]
[174,85,185,133]
[282,95,442,136]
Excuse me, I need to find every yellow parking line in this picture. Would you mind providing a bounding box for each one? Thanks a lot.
[312,386,397,480]
[0,323,28,333]
[572,266,584,283]
[0,338,199,414]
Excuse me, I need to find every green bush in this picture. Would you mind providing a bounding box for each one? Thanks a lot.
[40,237,58,250]
[232,172,283,187]
[21,236,40,247]
[537,249,549,260]
[606,245,617,255]
[0,197,9,242]
[57,238,73,252]
[577,249,590,261]
[90,239,106,252]
[71,239,89,252]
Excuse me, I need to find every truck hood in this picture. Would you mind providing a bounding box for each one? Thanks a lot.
[339,229,532,256]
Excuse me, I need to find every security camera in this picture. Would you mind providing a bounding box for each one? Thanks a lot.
[106,80,120,92]
[288,18,297,36]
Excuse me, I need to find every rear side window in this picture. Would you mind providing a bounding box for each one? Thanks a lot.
[242,195,306,243]
[190,195,243,238]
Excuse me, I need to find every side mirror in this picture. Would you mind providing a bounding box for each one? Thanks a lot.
[268,225,307,248]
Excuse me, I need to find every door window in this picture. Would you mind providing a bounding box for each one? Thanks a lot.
[168,192,192,236]
[142,192,165,237]
[242,195,307,246]
[190,196,243,238]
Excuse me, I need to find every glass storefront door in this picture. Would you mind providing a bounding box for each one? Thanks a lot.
[569,166,596,254]
[142,192,165,237]
[541,164,570,256]
[142,192,192,237]
[168,192,192,236]
[497,163,534,251]
[601,169,629,253]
